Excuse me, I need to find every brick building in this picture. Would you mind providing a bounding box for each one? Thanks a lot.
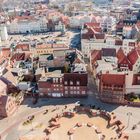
[38,73,88,97]
[0,80,17,117]
[117,48,132,71]
[99,73,126,104]
[0,95,17,117]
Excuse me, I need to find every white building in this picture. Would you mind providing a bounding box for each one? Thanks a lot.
[96,60,114,74]
[100,16,116,32]
[55,21,65,31]
[18,81,31,91]
[69,15,92,28]
[7,16,48,34]
[81,33,136,58]
[0,25,8,41]
[81,39,105,57]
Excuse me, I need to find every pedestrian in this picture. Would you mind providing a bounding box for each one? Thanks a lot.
[65,105,67,109]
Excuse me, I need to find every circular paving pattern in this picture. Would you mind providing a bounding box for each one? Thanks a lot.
[18,106,129,140]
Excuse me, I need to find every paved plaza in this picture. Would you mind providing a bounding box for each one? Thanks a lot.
[0,72,140,140]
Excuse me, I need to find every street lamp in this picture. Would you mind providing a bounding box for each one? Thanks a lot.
[126,112,132,129]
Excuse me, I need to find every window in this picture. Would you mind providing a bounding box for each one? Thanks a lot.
[70,87,73,90]
[77,87,80,90]
[137,76,140,81]
[65,81,68,85]
[65,91,68,94]
[71,91,73,94]
[40,93,44,96]
[77,81,80,85]
[60,78,62,83]
[82,91,86,94]
[70,81,73,85]
[56,78,58,83]
[77,91,80,94]
[65,86,68,90]
[53,78,56,83]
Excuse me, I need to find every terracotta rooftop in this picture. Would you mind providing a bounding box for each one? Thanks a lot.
[127,49,140,65]
[10,53,26,61]
[117,48,126,63]
[36,44,68,49]
[64,73,88,86]
[92,27,102,33]
[91,50,101,64]
[101,74,125,85]
[36,44,52,49]
[1,48,11,57]
[117,48,132,70]
[16,44,30,51]
[94,33,105,39]
[82,28,94,39]
[15,16,35,21]
[84,23,100,28]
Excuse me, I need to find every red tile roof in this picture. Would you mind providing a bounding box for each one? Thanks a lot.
[91,50,101,64]
[10,53,26,61]
[15,16,35,21]
[85,23,100,28]
[1,48,11,57]
[92,27,102,33]
[64,73,88,86]
[117,48,126,63]
[82,28,94,39]
[101,74,125,85]
[94,34,105,39]
[36,44,52,49]
[117,48,132,69]
[127,49,140,65]
[16,44,30,51]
